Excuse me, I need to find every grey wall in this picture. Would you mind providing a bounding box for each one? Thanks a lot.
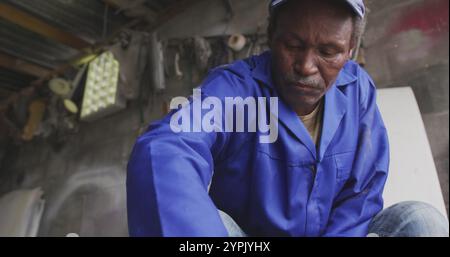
[364,0,449,214]
[158,0,268,40]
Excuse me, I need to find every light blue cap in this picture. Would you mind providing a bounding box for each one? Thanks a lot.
[270,0,365,18]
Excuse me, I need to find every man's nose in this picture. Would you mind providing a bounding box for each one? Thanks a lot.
[294,50,319,76]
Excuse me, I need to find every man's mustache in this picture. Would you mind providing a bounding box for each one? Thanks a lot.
[285,74,323,88]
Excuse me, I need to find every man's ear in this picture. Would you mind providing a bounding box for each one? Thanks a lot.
[348,48,354,59]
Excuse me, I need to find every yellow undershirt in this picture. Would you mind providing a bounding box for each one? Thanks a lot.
[299,101,324,147]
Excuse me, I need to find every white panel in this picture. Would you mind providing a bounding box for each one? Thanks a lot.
[377,87,447,217]
[0,187,45,236]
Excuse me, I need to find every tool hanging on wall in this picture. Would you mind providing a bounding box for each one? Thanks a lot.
[193,36,212,71]
[48,78,79,115]
[48,78,72,98]
[22,99,46,141]
[150,33,166,92]
[227,34,247,52]
[174,52,183,78]
[246,24,264,57]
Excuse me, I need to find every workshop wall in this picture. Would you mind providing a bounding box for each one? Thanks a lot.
[364,0,449,214]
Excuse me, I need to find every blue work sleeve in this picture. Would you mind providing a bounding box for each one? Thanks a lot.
[126,92,229,237]
[323,77,390,237]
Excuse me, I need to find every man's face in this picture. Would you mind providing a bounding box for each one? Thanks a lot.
[269,0,354,115]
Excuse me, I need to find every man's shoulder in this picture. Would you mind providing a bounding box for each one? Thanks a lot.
[341,60,377,104]
[342,60,371,80]
[342,60,375,87]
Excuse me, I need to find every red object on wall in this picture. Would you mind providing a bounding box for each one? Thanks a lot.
[390,0,449,38]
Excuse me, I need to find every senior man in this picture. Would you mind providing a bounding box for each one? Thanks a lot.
[127,0,449,237]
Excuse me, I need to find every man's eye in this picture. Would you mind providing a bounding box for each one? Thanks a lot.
[319,48,338,57]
